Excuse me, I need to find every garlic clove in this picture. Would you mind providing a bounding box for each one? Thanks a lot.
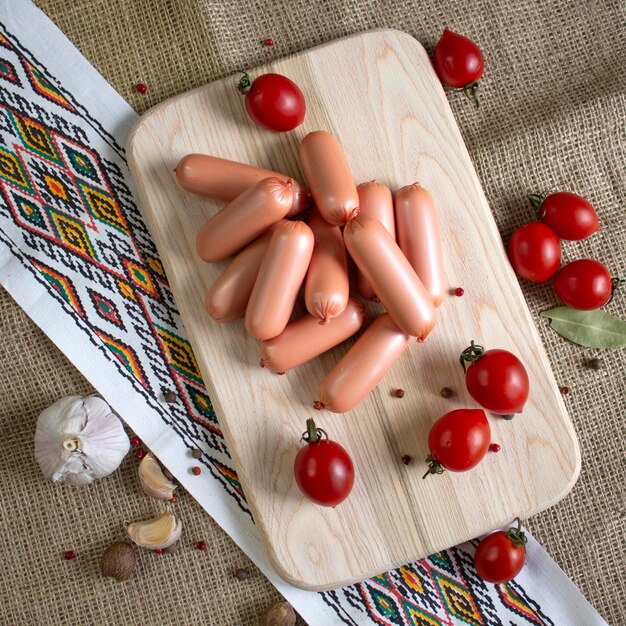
[34,395,130,486]
[127,511,182,549]
[138,453,177,500]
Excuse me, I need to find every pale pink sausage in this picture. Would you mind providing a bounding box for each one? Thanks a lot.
[259,298,365,372]
[245,221,314,340]
[175,154,309,216]
[356,181,395,301]
[299,131,359,226]
[304,210,349,323]
[204,222,284,323]
[395,184,446,307]
[196,177,293,263]
[317,313,411,413]
[344,215,436,340]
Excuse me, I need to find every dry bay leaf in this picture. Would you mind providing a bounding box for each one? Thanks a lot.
[541,307,626,348]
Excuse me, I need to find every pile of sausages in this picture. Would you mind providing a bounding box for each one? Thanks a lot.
[175,130,444,413]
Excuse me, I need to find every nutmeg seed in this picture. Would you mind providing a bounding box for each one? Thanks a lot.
[100,542,137,581]
[260,601,296,626]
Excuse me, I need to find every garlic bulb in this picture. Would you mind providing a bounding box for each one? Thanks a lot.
[34,395,130,486]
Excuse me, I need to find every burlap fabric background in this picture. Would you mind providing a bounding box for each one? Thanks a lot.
[0,1,623,624]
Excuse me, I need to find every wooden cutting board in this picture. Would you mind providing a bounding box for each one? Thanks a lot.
[127,30,580,591]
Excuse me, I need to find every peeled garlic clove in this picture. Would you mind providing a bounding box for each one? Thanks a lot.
[127,510,182,549]
[138,453,177,500]
[34,395,130,485]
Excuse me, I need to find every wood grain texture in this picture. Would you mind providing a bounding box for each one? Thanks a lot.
[126,30,580,591]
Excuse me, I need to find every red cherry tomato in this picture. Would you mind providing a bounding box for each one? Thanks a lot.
[433,29,484,87]
[423,408,490,478]
[433,29,484,106]
[507,222,561,283]
[237,72,305,132]
[460,341,529,415]
[294,419,354,506]
[474,519,527,583]
[554,259,613,310]
[530,191,599,241]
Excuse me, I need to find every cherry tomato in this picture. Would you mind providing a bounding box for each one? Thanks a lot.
[237,72,305,132]
[554,259,613,310]
[530,191,599,241]
[474,518,527,583]
[460,341,529,415]
[294,418,354,506]
[433,29,484,106]
[507,222,561,283]
[423,408,490,478]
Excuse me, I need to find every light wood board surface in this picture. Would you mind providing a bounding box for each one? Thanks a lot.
[127,30,580,591]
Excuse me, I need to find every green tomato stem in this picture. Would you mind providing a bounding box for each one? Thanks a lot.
[463,82,480,108]
[422,454,445,479]
[506,517,528,547]
[528,192,546,211]
[300,418,328,444]
[459,340,485,372]
[608,277,623,304]
[237,72,253,95]
[448,82,481,108]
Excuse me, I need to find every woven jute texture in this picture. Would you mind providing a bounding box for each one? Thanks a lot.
[0,0,623,624]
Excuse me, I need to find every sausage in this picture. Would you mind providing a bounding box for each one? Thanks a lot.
[395,183,446,307]
[175,154,309,216]
[204,222,284,323]
[245,220,314,340]
[299,131,359,226]
[196,177,293,263]
[259,298,365,372]
[317,313,411,413]
[304,210,350,323]
[356,181,395,301]
[343,215,436,340]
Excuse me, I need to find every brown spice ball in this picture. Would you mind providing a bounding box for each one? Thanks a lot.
[260,601,296,626]
[100,542,137,582]
[191,448,203,459]
[234,567,250,580]
[163,389,178,403]
[393,388,405,398]
[440,387,455,399]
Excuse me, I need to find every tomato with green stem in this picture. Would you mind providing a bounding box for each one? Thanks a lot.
[554,259,616,310]
[474,518,527,583]
[423,408,491,478]
[460,341,529,415]
[529,191,598,241]
[237,72,305,132]
[433,29,484,107]
[294,418,354,506]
